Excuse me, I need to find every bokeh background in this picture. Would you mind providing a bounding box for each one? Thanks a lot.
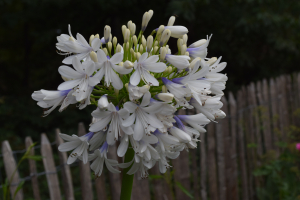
[1,0,300,199]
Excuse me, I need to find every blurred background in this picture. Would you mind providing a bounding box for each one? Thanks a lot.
[1,0,300,199]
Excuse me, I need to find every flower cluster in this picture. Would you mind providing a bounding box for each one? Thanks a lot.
[32,10,227,178]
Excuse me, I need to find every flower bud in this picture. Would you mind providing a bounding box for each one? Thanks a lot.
[139,45,144,54]
[156,93,174,103]
[90,51,98,62]
[107,42,112,53]
[114,88,119,96]
[136,52,141,60]
[69,37,75,42]
[162,85,168,93]
[126,42,129,50]
[113,37,117,48]
[133,35,137,47]
[157,25,165,36]
[125,83,129,92]
[116,44,122,53]
[129,22,136,36]
[182,34,188,45]
[133,52,137,60]
[89,35,95,46]
[147,35,153,52]
[142,36,146,49]
[124,60,134,69]
[167,66,173,73]
[177,38,183,51]
[130,48,134,55]
[104,25,111,43]
[122,25,127,37]
[127,20,132,30]
[160,47,167,61]
[206,57,218,66]
[185,52,189,56]
[124,29,130,43]
[160,29,171,46]
[167,16,176,26]
[186,96,192,101]
[109,34,112,43]
[103,48,108,56]
[154,41,158,47]
[140,85,150,93]
[142,11,150,31]
[148,10,154,20]
[181,44,187,55]
[95,34,100,39]
[189,57,201,69]
[119,62,124,66]
[153,46,159,54]
[98,95,109,110]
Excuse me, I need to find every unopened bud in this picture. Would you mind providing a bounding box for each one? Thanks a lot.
[129,22,136,35]
[206,57,218,66]
[142,36,146,49]
[124,29,130,43]
[182,34,188,45]
[177,39,183,51]
[142,12,150,31]
[167,16,176,26]
[157,93,174,103]
[148,10,154,20]
[160,47,167,61]
[153,46,159,54]
[157,25,165,36]
[127,20,132,30]
[133,35,137,47]
[113,37,117,48]
[126,42,129,50]
[95,34,99,39]
[109,34,112,42]
[114,88,119,96]
[90,51,98,62]
[104,25,111,43]
[89,35,95,46]
[116,44,122,53]
[147,35,153,52]
[185,52,189,56]
[124,60,134,69]
[133,52,137,59]
[136,52,141,60]
[162,85,168,93]
[154,41,158,47]
[98,95,109,110]
[125,83,129,92]
[140,85,150,93]
[119,62,124,66]
[181,44,187,55]
[122,25,127,37]
[160,29,171,46]
[130,48,134,55]
[167,66,173,73]
[107,42,112,53]
[139,45,144,54]
[103,48,108,56]
[190,39,207,48]
[189,57,201,69]
[69,37,75,42]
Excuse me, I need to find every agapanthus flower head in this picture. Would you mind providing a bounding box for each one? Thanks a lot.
[32,10,228,178]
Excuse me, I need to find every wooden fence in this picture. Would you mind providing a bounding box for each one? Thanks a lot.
[1,73,300,200]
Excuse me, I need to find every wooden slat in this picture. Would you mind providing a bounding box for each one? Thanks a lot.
[191,148,200,200]
[95,175,108,200]
[270,78,280,154]
[286,75,295,125]
[228,92,239,200]
[131,174,151,200]
[200,127,207,200]
[216,122,225,200]
[149,165,173,200]
[77,123,94,200]
[207,123,218,200]
[279,76,289,140]
[55,129,74,200]
[41,133,61,200]
[276,77,285,142]
[107,143,121,200]
[237,89,249,200]
[25,137,41,200]
[2,140,23,200]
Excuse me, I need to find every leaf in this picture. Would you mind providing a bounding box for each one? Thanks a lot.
[13,180,25,200]
[175,181,194,199]
[3,178,9,200]
[26,155,43,161]
[148,174,164,180]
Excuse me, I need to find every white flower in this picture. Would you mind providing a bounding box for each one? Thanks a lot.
[89,100,133,145]
[122,92,164,141]
[160,26,189,38]
[165,54,190,70]
[57,57,100,101]
[176,113,210,132]
[187,35,212,59]
[94,49,132,90]
[98,94,109,110]
[58,132,94,164]
[56,25,101,64]
[86,142,120,177]
[128,83,150,101]
[31,89,76,116]
[130,52,167,86]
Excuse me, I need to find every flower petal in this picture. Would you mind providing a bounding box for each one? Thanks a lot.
[130,70,141,86]
[58,66,82,79]
[57,79,82,90]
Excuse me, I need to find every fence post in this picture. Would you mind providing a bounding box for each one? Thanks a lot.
[228,92,239,200]
[25,137,41,200]
[77,122,94,200]
[41,133,62,200]
[237,88,249,200]
[95,175,108,200]
[2,140,23,200]
[191,143,200,200]
[200,122,207,200]
[131,174,151,200]
[270,78,280,155]
[216,121,226,200]
[55,129,74,200]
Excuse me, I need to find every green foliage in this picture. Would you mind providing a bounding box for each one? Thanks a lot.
[253,146,300,200]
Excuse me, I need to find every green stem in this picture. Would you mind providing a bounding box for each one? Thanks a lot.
[120,144,135,200]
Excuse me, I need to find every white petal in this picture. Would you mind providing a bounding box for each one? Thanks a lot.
[72,57,85,74]
[58,66,82,79]
[124,102,138,113]
[109,52,123,64]
[117,136,129,157]
[130,70,141,86]
[140,91,150,107]
[57,79,82,90]
[133,117,144,141]
[91,38,101,51]
[143,62,167,73]
[58,140,81,152]
[122,113,136,127]
[109,68,123,90]
[89,115,112,132]
[84,62,96,76]
[96,49,108,63]
[76,33,90,47]
[143,71,159,86]
[139,52,148,63]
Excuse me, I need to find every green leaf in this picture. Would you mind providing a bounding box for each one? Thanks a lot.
[148,175,164,180]
[3,178,9,200]
[26,155,43,161]
[13,180,25,200]
[175,181,194,199]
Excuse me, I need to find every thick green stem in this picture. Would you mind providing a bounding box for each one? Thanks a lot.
[120,144,135,200]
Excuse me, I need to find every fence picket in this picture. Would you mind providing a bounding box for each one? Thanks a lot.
[191,148,200,200]
[41,133,61,200]
[228,92,238,200]
[95,175,108,200]
[131,175,151,200]
[270,78,280,154]
[107,144,121,200]
[237,89,249,200]
[55,129,74,200]
[216,122,226,200]
[207,123,218,200]
[2,140,23,200]
[77,122,93,200]
[25,137,41,200]
[200,125,207,200]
